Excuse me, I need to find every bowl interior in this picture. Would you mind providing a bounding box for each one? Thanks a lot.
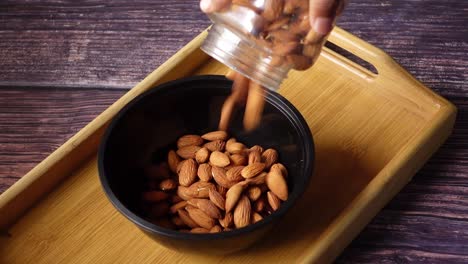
[99,75,313,237]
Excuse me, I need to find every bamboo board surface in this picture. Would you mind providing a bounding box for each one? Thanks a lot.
[0,27,456,263]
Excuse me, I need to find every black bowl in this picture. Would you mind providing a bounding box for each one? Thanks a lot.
[98,75,314,255]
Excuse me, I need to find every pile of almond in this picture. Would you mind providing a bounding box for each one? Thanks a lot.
[141,130,289,233]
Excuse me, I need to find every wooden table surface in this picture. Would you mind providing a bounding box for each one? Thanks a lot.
[0,0,467,262]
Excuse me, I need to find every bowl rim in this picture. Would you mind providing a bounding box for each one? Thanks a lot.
[98,75,314,240]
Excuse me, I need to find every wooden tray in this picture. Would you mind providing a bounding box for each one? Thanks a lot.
[0,27,456,263]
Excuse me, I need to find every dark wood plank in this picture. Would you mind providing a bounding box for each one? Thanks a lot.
[0,87,125,192]
[0,0,467,263]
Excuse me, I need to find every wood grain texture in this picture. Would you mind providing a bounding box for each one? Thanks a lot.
[0,0,466,263]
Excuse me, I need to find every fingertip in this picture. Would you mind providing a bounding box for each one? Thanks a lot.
[312,17,334,35]
[200,0,212,13]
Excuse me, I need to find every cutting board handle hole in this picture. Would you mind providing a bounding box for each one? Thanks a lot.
[324,41,379,75]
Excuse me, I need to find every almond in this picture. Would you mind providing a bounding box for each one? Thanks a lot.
[149,202,170,217]
[144,164,170,179]
[217,185,228,197]
[247,186,262,201]
[210,225,222,233]
[287,54,313,71]
[170,201,188,214]
[177,145,201,159]
[167,150,180,173]
[188,198,222,219]
[177,210,198,228]
[219,212,233,228]
[226,182,247,213]
[209,189,226,210]
[271,163,288,178]
[226,166,245,182]
[252,212,263,224]
[204,140,226,152]
[262,148,278,169]
[191,227,210,233]
[241,163,266,178]
[177,186,193,201]
[226,141,246,154]
[210,151,231,167]
[176,159,185,174]
[266,166,288,201]
[233,195,251,228]
[171,216,185,227]
[248,151,262,165]
[226,138,237,150]
[211,166,235,188]
[246,172,267,185]
[177,134,203,148]
[267,191,281,211]
[230,154,247,166]
[197,163,212,182]
[186,207,216,229]
[250,145,264,153]
[188,181,216,198]
[159,179,177,191]
[142,191,169,202]
[254,197,266,212]
[178,159,197,187]
[195,147,210,163]
[202,131,228,141]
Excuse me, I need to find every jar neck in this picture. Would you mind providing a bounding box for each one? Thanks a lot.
[201,23,291,91]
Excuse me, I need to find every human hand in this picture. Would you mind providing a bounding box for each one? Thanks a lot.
[199,0,345,35]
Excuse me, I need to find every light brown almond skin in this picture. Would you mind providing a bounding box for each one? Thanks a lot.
[267,191,281,211]
[195,147,210,163]
[245,172,267,185]
[211,166,236,188]
[204,140,226,152]
[170,201,188,214]
[188,181,216,198]
[247,186,262,201]
[230,154,247,166]
[241,163,266,178]
[186,207,216,229]
[190,227,210,233]
[225,182,246,213]
[226,166,245,182]
[266,167,288,201]
[177,134,204,148]
[209,189,226,210]
[202,131,229,141]
[248,151,262,165]
[233,195,252,228]
[271,163,288,178]
[210,225,223,233]
[178,159,197,187]
[262,148,278,169]
[177,145,201,159]
[252,212,263,224]
[197,163,212,182]
[210,151,231,167]
[177,209,198,228]
[226,142,246,154]
[142,191,169,202]
[249,145,264,153]
[167,150,180,173]
[188,198,222,219]
[219,212,233,228]
[159,179,177,191]
[217,185,228,197]
[177,186,193,201]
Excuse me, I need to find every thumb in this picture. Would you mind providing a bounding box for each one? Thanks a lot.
[309,0,343,35]
[200,0,231,13]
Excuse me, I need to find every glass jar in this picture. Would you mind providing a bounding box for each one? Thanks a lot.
[201,0,329,91]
